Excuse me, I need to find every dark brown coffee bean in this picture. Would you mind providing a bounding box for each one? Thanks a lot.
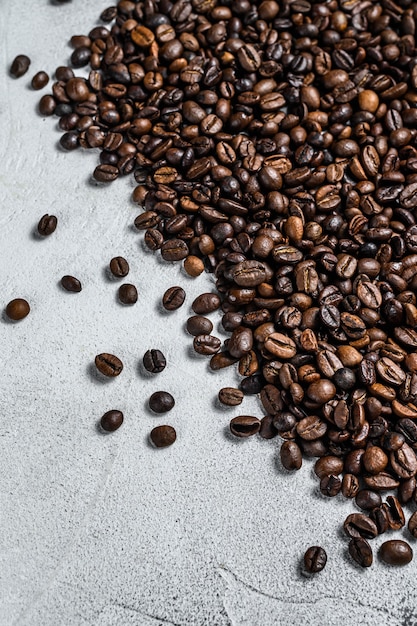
[320,474,341,497]
[100,410,123,432]
[303,546,327,573]
[149,391,175,414]
[31,71,49,90]
[192,293,221,315]
[110,257,129,278]
[314,456,344,479]
[379,540,413,566]
[280,441,302,471]
[37,214,57,236]
[150,425,176,448]
[260,384,283,416]
[5,298,30,321]
[10,54,30,78]
[61,275,82,292]
[218,387,244,407]
[143,349,166,374]
[161,239,189,261]
[230,416,261,438]
[193,334,221,355]
[118,283,138,305]
[162,286,185,311]
[408,511,417,538]
[95,353,123,377]
[349,538,373,568]
[355,490,382,512]
[385,496,405,531]
[342,474,359,499]
[344,513,378,539]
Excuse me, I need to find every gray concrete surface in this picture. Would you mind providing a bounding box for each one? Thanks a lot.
[1,2,417,625]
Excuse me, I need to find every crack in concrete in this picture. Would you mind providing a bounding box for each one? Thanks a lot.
[218,564,409,625]
[111,601,184,626]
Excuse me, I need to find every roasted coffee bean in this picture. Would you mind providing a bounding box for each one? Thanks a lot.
[143,349,166,374]
[31,71,49,90]
[193,334,221,356]
[355,490,382,512]
[186,315,213,336]
[303,546,327,574]
[192,293,221,314]
[218,387,244,407]
[150,425,176,448]
[10,54,30,78]
[314,456,344,479]
[162,286,185,311]
[5,298,30,321]
[100,410,123,432]
[118,283,138,305]
[230,416,261,438]
[61,275,82,293]
[349,538,373,568]
[408,511,417,538]
[320,475,341,497]
[379,540,413,566]
[385,496,405,531]
[95,353,123,377]
[344,513,378,539]
[149,391,175,414]
[280,441,302,471]
[37,214,57,236]
[110,257,129,278]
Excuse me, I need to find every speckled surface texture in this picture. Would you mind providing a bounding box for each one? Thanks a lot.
[2,2,417,625]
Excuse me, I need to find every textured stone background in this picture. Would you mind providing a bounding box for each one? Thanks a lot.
[1,2,417,625]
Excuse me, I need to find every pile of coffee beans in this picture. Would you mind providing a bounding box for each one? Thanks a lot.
[11,0,417,566]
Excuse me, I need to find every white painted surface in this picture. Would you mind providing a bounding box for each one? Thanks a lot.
[1,2,417,625]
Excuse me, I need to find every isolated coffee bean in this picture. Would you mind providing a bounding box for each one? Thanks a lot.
[61,275,82,292]
[162,286,185,310]
[95,353,123,377]
[5,298,30,321]
[37,214,57,236]
[100,410,123,432]
[31,71,49,90]
[150,425,176,448]
[303,546,327,573]
[149,391,175,414]
[379,540,413,566]
[10,54,30,77]
[143,349,166,373]
[192,293,221,314]
[118,283,138,304]
[218,387,244,406]
[110,257,129,278]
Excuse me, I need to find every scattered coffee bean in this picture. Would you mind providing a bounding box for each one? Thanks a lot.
[109,257,129,278]
[149,391,175,414]
[150,425,176,448]
[349,538,373,568]
[162,286,185,311]
[184,256,204,277]
[100,410,123,432]
[280,441,302,471]
[143,349,166,374]
[230,416,261,438]
[10,54,30,78]
[5,298,30,321]
[379,540,413,566]
[95,353,123,377]
[31,71,49,90]
[118,283,138,305]
[61,275,82,292]
[303,546,327,573]
[186,315,213,337]
[218,387,244,407]
[37,214,57,236]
